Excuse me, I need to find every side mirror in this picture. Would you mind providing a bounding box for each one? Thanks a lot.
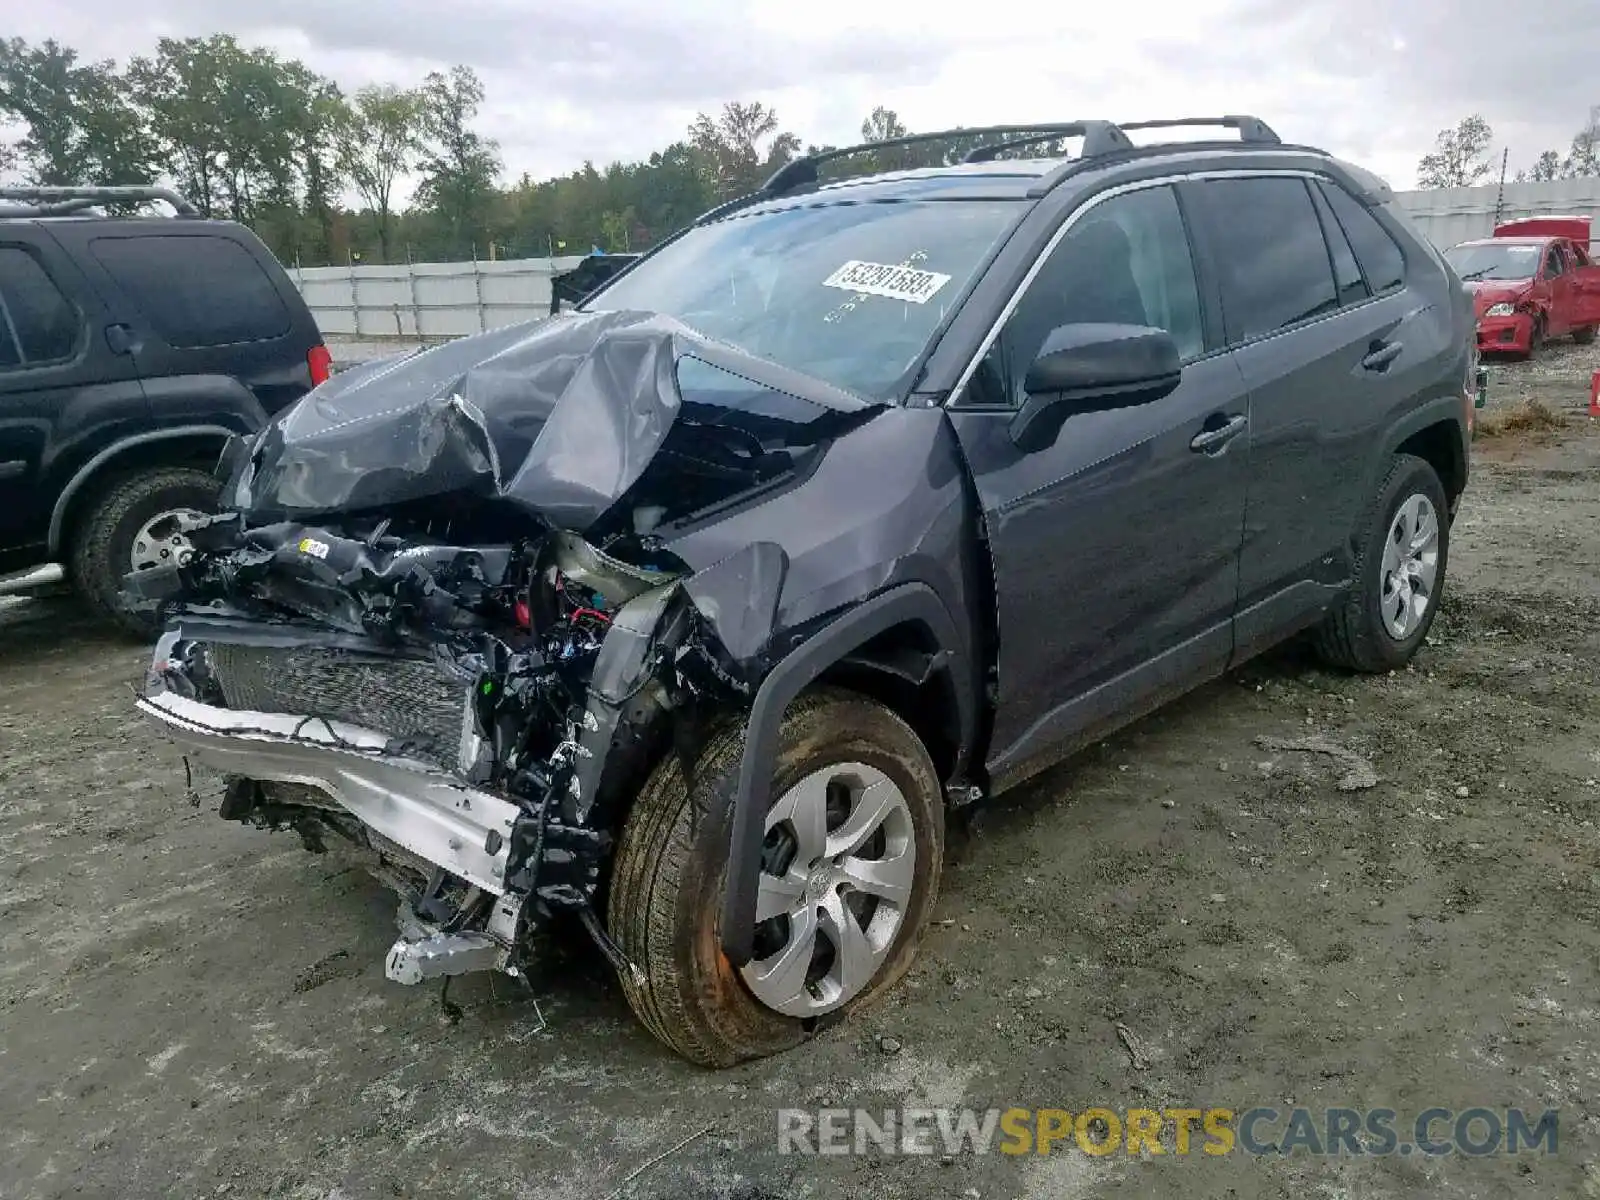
[1010,323,1182,452]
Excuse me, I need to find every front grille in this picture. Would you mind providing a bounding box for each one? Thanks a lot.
[205,642,470,769]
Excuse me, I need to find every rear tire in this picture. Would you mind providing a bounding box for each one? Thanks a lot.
[1314,454,1449,674]
[1574,324,1596,345]
[68,466,221,639]
[608,688,944,1067]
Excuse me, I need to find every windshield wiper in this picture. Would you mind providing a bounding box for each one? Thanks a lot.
[1456,267,1497,281]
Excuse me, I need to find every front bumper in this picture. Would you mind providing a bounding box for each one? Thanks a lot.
[1476,313,1533,352]
[136,687,519,895]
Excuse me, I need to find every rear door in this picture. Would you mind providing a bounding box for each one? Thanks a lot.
[69,225,318,416]
[0,228,147,558]
[1184,171,1423,657]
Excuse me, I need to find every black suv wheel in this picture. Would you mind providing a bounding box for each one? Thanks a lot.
[1314,453,1449,673]
[69,467,221,638]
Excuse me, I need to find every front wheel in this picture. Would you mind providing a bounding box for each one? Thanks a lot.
[608,689,944,1067]
[69,466,220,638]
[1573,324,1596,345]
[1314,454,1449,673]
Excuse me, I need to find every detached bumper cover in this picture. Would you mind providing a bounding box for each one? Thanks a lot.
[136,689,519,894]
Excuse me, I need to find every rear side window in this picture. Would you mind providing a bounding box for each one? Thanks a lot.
[1318,182,1406,295]
[0,246,80,368]
[91,234,291,348]
[1191,177,1338,341]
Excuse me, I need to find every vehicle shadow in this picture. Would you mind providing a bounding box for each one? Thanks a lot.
[0,594,145,669]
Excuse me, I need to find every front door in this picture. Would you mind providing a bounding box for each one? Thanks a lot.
[1571,243,1600,329]
[945,182,1250,790]
[1542,244,1574,337]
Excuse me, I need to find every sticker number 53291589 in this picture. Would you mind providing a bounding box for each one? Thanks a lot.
[822,260,952,304]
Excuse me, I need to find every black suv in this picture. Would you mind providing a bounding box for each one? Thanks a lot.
[0,186,329,633]
[134,118,1475,1066]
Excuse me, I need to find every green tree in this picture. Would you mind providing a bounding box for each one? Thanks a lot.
[1523,149,1563,182]
[0,38,154,186]
[336,84,422,261]
[1415,115,1495,188]
[688,101,800,199]
[128,35,336,229]
[414,65,502,256]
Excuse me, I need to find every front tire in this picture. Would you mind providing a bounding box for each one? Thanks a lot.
[609,689,944,1067]
[1314,454,1449,673]
[69,466,220,639]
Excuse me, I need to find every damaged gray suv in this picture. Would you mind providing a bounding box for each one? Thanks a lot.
[133,117,1476,1067]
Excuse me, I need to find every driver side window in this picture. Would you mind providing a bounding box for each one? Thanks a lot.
[1544,247,1566,278]
[969,185,1205,408]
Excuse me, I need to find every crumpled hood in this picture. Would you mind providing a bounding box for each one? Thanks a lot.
[227,310,874,533]
[1464,280,1530,317]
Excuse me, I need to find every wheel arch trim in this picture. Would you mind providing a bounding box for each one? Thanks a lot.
[47,425,236,556]
[720,582,965,966]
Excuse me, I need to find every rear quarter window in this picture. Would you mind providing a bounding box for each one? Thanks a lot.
[90,234,292,348]
[1317,182,1406,295]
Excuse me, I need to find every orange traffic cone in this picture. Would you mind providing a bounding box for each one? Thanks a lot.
[1591,368,1600,418]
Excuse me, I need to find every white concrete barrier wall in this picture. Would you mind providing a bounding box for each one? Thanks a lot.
[294,180,1600,342]
[292,255,591,341]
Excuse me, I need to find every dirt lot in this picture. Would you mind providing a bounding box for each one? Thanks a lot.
[2,347,1598,1200]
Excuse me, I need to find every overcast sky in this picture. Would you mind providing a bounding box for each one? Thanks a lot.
[13,0,1600,194]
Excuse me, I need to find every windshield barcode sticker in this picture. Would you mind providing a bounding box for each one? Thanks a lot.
[822,260,951,304]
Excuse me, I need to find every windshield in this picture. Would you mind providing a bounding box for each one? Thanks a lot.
[1444,242,1542,282]
[582,199,1024,400]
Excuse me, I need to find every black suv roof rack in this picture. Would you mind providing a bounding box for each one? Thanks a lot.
[0,185,201,219]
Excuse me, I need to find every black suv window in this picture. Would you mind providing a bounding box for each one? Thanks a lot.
[1317,182,1405,294]
[0,247,80,368]
[971,184,1204,407]
[91,234,291,348]
[1192,177,1338,342]
[1309,185,1368,307]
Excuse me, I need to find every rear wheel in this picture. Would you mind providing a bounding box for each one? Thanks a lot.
[1573,324,1596,345]
[609,689,944,1067]
[69,466,220,638]
[1314,454,1448,673]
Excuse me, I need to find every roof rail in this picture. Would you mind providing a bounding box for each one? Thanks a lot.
[0,185,201,219]
[761,122,1135,194]
[691,115,1284,225]
[1117,115,1281,145]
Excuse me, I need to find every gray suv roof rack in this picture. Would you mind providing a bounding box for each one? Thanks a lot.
[0,185,201,219]
[761,121,1137,194]
[757,114,1280,197]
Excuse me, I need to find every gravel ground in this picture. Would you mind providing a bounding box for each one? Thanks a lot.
[2,341,1598,1200]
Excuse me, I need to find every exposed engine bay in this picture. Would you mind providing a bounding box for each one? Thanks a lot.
[131,309,859,990]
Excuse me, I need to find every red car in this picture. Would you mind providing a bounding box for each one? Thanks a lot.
[1443,216,1600,357]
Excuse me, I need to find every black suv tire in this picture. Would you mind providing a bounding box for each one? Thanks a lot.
[609,689,944,1067]
[1314,453,1449,673]
[69,467,221,638]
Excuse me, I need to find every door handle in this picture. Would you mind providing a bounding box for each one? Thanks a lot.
[1190,413,1248,453]
[1361,339,1403,371]
[104,323,139,355]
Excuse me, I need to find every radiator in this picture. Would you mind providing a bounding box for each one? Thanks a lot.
[205,642,470,770]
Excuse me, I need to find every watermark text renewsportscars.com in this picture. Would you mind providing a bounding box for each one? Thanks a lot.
[777,1106,1559,1158]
